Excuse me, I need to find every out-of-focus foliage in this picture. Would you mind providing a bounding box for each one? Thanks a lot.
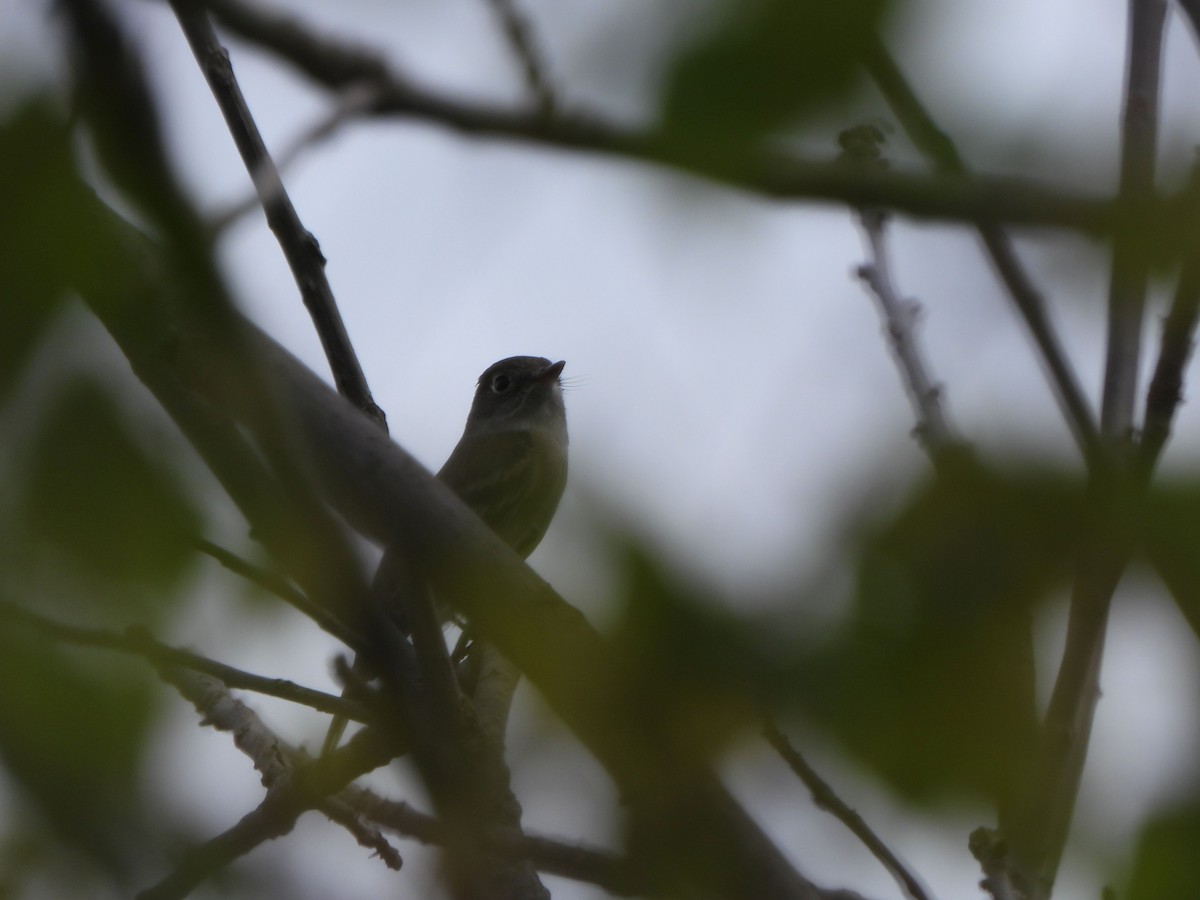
[797,457,1082,803]
[0,625,157,873]
[1125,795,1200,900]
[1,101,201,618]
[660,0,888,163]
[1143,482,1200,643]
[610,545,789,755]
[606,456,1086,808]
[0,103,112,401]
[0,99,198,888]
[15,378,201,604]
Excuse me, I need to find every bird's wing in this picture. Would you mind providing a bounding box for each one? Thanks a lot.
[437,430,567,558]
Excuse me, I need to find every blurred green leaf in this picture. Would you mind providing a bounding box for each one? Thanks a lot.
[797,459,1083,803]
[612,546,774,754]
[660,0,887,164]
[16,378,201,609]
[1126,797,1200,900]
[0,622,156,871]
[0,101,125,402]
[1143,482,1200,642]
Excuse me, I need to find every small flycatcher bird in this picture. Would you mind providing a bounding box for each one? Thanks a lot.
[323,356,568,753]
[436,355,569,559]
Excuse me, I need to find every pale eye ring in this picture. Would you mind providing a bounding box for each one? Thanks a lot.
[491,373,512,393]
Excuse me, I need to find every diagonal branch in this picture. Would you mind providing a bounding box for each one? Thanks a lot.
[136,669,402,899]
[136,788,307,900]
[195,537,363,647]
[481,0,558,115]
[169,0,387,431]
[209,82,382,233]
[765,720,932,900]
[0,598,367,719]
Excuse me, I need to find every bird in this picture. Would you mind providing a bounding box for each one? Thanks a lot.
[436,355,569,560]
[322,355,568,754]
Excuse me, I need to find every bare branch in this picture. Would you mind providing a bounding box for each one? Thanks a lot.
[317,794,405,871]
[168,0,387,431]
[1139,162,1200,474]
[63,0,373,645]
[347,789,638,894]
[1100,0,1168,440]
[0,599,367,719]
[136,670,403,898]
[195,537,364,648]
[854,206,954,456]
[1018,6,1168,897]
[765,720,933,900]
[137,788,306,900]
[362,555,550,899]
[862,37,1101,461]
[209,82,382,233]
[197,0,1139,235]
[481,0,558,115]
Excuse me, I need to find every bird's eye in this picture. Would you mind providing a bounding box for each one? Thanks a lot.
[491,373,512,394]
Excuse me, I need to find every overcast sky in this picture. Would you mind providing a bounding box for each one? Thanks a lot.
[6,1,1200,898]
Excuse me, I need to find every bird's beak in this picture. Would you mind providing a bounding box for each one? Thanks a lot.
[537,360,566,383]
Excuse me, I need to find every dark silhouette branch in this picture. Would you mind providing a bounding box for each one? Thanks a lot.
[1100,0,1168,439]
[357,560,550,899]
[137,788,307,900]
[169,0,387,431]
[0,599,366,720]
[765,720,933,900]
[482,0,558,115]
[209,82,382,233]
[196,0,1139,235]
[136,670,402,899]
[62,0,374,646]
[195,537,363,647]
[347,790,638,895]
[1139,162,1200,475]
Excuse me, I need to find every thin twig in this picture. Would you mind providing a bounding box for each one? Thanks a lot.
[1141,286,1200,471]
[862,37,1102,462]
[195,536,364,648]
[66,0,372,657]
[318,794,405,870]
[1139,162,1200,475]
[209,81,382,233]
[347,789,638,895]
[137,787,305,900]
[1101,0,1168,440]
[137,670,403,898]
[168,0,387,431]
[0,599,367,719]
[764,720,933,900]
[854,206,954,455]
[482,0,557,115]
